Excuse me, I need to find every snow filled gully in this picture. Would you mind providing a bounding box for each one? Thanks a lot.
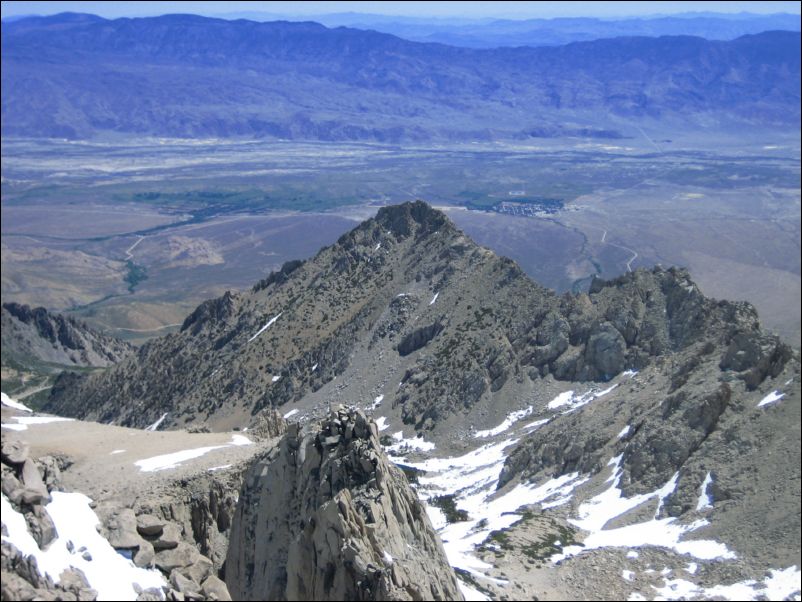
[383,383,802,601]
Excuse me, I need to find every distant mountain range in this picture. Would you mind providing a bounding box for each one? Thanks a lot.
[221,11,802,49]
[2,13,799,142]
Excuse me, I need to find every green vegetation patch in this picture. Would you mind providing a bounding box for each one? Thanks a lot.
[522,522,579,561]
[430,494,470,523]
[129,188,361,213]
[478,511,583,568]
[124,260,148,292]
[395,463,424,485]
[486,528,514,551]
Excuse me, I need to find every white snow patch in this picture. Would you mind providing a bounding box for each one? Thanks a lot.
[375,417,390,431]
[764,566,802,601]
[208,464,232,472]
[475,406,533,438]
[230,434,252,446]
[622,570,635,581]
[784,378,793,386]
[135,435,250,472]
[393,436,585,580]
[135,445,227,472]
[144,412,168,432]
[386,431,435,454]
[645,571,802,602]
[311,363,318,371]
[372,394,384,409]
[1,392,33,412]
[17,416,74,425]
[110,450,126,455]
[374,242,382,251]
[686,562,698,574]
[758,390,784,407]
[696,472,714,510]
[552,455,736,563]
[457,579,490,601]
[1,492,166,600]
[247,312,282,342]
[429,292,439,305]
[283,409,299,419]
[547,390,575,409]
[3,415,75,430]
[271,375,281,383]
[617,425,631,439]
[522,418,549,431]
[382,550,393,564]
[425,505,448,531]
[547,384,617,413]
[627,550,639,559]
[436,472,585,577]
[622,370,639,378]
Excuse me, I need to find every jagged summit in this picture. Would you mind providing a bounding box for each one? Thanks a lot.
[373,200,452,238]
[226,407,463,600]
[45,202,792,437]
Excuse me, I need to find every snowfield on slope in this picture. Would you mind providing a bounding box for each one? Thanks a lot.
[383,375,802,602]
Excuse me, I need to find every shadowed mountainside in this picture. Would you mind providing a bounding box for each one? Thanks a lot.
[2,13,799,141]
[1,302,132,371]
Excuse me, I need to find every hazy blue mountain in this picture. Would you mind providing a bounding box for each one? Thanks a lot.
[2,13,799,141]
[215,11,802,48]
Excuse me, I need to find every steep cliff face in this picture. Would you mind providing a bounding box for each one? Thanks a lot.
[225,407,463,601]
[1,302,132,370]
[500,267,794,493]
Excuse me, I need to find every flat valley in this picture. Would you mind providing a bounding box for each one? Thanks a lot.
[2,132,799,350]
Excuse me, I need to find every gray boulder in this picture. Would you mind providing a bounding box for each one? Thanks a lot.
[201,575,232,601]
[247,407,287,441]
[136,514,165,537]
[1,438,29,465]
[20,459,50,505]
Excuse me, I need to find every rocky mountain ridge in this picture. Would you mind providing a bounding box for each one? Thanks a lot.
[3,202,800,600]
[1,302,133,371]
[1,302,134,405]
[0,398,274,601]
[45,202,793,438]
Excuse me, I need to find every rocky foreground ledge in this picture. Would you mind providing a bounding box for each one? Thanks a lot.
[0,402,293,601]
[226,406,464,601]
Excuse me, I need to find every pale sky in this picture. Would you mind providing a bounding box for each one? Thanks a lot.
[2,1,800,20]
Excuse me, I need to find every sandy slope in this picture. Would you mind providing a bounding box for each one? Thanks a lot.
[1,405,265,501]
